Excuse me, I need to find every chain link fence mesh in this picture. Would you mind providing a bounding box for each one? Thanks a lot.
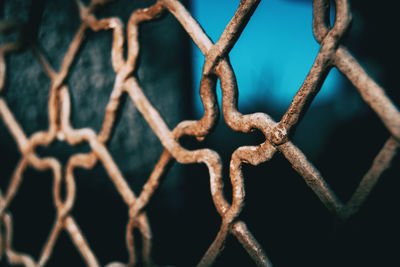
[0,0,399,266]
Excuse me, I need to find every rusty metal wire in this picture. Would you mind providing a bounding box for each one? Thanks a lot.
[0,0,399,266]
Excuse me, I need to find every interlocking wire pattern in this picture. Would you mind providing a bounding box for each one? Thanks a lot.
[0,0,399,266]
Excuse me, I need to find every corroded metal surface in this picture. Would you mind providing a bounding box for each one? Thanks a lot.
[0,0,399,266]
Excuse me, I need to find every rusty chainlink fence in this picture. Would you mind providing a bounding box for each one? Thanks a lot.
[0,0,399,266]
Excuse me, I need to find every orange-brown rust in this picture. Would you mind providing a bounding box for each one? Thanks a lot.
[0,0,398,266]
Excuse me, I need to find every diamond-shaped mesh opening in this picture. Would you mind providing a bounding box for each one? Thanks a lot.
[291,69,356,160]
[68,29,115,133]
[7,167,54,258]
[241,153,335,267]
[0,0,399,266]
[290,68,387,202]
[108,98,164,192]
[45,231,84,267]
[137,14,193,128]
[3,51,50,136]
[142,163,187,265]
[0,120,20,190]
[171,163,221,266]
[37,0,81,71]
[316,110,390,202]
[214,234,254,267]
[71,164,129,265]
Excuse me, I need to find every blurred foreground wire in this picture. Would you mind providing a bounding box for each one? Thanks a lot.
[0,0,399,266]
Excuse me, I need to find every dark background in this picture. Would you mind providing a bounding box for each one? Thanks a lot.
[0,0,399,266]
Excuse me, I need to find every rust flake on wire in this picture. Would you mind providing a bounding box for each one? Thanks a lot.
[0,0,399,266]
